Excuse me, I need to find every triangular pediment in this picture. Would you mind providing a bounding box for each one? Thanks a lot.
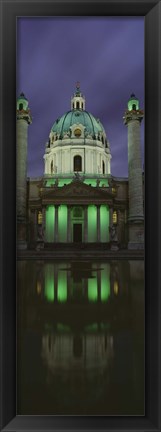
[42,180,113,200]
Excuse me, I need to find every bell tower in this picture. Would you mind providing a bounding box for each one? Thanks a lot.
[16,93,32,249]
[124,94,144,249]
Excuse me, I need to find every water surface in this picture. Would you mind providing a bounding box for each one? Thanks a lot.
[17,260,144,415]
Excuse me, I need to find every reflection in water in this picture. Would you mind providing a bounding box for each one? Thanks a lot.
[17,260,144,415]
[44,263,111,303]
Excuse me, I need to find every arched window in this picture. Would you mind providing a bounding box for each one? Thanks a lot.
[19,103,23,110]
[73,103,74,109]
[102,161,105,174]
[82,103,83,110]
[76,101,79,109]
[51,161,53,174]
[74,155,82,172]
[132,104,136,110]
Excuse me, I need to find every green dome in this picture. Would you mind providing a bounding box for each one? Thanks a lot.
[51,109,106,138]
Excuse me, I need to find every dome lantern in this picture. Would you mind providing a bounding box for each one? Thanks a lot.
[127,93,139,111]
[71,82,86,110]
[17,92,29,111]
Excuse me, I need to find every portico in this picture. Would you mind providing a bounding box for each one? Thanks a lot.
[43,203,110,244]
[33,179,114,245]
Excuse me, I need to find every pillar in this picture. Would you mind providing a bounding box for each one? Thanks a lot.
[110,207,113,227]
[16,93,32,249]
[84,206,88,242]
[67,205,72,242]
[54,205,59,242]
[97,205,101,242]
[124,94,144,249]
[42,207,46,241]
[54,264,58,302]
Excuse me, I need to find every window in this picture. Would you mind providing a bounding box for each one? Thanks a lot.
[73,207,82,218]
[132,104,136,110]
[51,161,53,174]
[76,102,79,109]
[74,128,81,137]
[113,211,117,224]
[19,103,23,110]
[74,155,82,171]
[102,161,105,174]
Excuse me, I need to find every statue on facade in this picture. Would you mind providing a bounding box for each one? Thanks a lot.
[109,224,119,250]
[36,225,44,250]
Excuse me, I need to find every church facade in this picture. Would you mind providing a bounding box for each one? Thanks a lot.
[16,84,144,251]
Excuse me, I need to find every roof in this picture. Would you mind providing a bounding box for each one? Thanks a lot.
[51,109,106,138]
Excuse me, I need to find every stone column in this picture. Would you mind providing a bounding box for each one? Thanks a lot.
[127,120,144,221]
[117,209,125,246]
[67,205,72,242]
[110,207,113,227]
[16,96,32,249]
[84,206,88,242]
[54,264,58,302]
[54,205,59,242]
[42,207,46,242]
[97,205,101,242]
[124,97,144,249]
[67,269,70,301]
[29,209,36,245]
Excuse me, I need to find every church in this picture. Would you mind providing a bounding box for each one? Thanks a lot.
[16,83,144,251]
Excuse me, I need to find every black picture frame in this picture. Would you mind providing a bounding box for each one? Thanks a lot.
[0,0,161,431]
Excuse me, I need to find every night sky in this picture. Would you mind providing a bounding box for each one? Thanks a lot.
[17,17,144,179]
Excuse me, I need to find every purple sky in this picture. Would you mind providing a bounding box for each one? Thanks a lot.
[17,17,144,178]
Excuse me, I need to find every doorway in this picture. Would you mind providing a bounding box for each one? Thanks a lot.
[73,223,82,242]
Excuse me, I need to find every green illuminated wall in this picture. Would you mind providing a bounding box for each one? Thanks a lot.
[58,205,67,242]
[58,179,71,187]
[46,178,109,188]
[46,179,55,187]
[44,264,54,302]
[101,263,110,302]
[45,206,55,242]
[84,179,96,187]
[57,269,67,302]
[100,205,109,242]
[99,179,108,187]
[88,276,98,302]
[84,179,108,187]
[88,205,97,242]
[46,178,72,187]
